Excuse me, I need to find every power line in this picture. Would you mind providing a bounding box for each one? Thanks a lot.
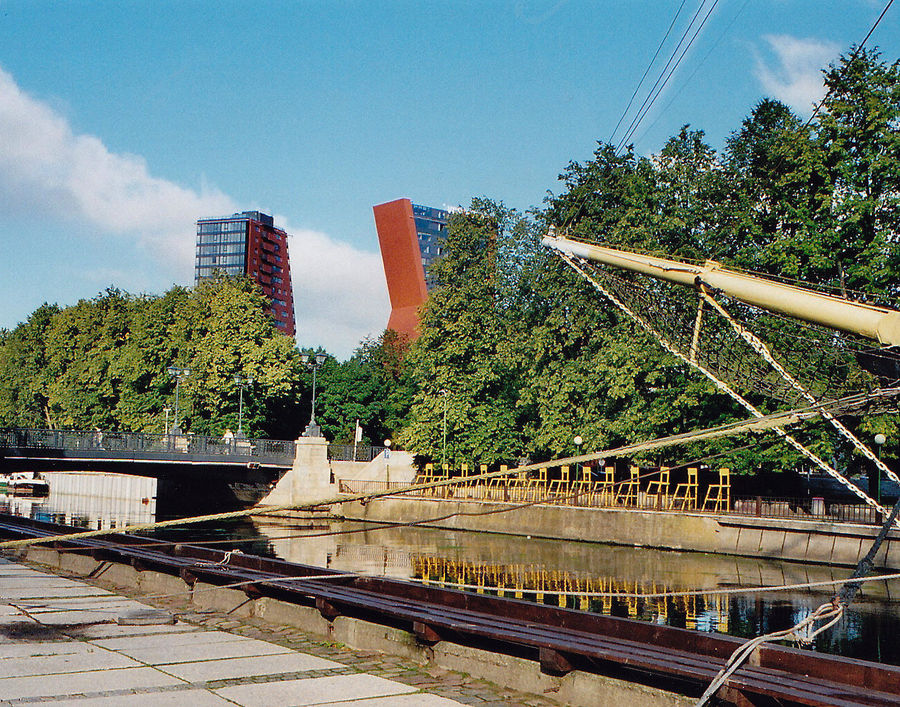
[561,0,713,231]
[616,0,720,155]
[608,0,689,146]
[633,0,751,147]
[613,0,715,154]
[802,0,895,130]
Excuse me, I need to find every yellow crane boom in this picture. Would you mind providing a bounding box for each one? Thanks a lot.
[542,235,900,347]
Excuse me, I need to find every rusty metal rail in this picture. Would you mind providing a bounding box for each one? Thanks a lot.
[1,515,898,706]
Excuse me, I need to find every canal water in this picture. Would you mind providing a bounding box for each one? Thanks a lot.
[2,471,899,667]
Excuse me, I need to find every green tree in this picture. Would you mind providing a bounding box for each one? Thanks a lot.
[400,200,528,465]
[318,330,412,445]
[0,303,59,428]
[0,277,305,439]
[172,276,305,438]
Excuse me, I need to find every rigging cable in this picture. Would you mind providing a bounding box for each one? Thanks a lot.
[556,251,895,519]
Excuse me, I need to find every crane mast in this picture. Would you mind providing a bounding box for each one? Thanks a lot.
[542,235,900,347]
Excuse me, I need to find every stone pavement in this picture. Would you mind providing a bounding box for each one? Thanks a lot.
[0,557,560,706]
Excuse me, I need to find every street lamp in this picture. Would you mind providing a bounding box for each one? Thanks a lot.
[574,435,583,480]
[301,352,327,437]
[166,366,190,435]
[440,389,449,468]
[875,433,887,506]
[384,438,392,485]
[234,375,254,439]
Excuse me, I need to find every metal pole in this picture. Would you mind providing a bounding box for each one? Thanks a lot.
[167,366,190,437]
[301,353,325,438]
[875,434,886,508]
[441,389,448,467]
[310,365,318,426]
[174,378,180,433]
[237,385,244,436]
[574,435,583,479]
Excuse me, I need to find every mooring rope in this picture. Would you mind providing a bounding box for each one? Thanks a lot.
[695,493,900,705]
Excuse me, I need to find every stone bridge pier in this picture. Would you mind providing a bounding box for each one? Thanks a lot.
[259,437,415,507]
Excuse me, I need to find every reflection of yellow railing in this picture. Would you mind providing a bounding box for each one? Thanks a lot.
[411,556,729,630]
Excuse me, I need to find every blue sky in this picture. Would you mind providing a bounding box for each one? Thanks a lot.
[0,1,897,358]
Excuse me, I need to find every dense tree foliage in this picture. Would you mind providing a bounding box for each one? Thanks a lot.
[394,48,899,472]
[317,330,412,445]
[0,278,307,439]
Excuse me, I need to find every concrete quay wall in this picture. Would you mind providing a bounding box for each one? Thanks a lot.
[20,546,692,707]
[340,496,900,569]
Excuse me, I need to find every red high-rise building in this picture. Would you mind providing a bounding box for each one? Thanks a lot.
[373,199,448,341]
[195,211,296,337]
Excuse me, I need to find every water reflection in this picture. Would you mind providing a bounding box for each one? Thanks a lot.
[1,472,898,665]
[0,472,155,530]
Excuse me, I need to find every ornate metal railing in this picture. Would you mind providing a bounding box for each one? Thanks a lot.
[0,428,295,466]
[327,443,385,463]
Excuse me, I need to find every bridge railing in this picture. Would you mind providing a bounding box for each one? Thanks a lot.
[328,444,386,463]
[0,428,295,466]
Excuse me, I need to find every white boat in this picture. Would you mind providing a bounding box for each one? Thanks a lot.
[0,471,50,496]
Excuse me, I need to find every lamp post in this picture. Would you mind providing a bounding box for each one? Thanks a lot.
[440,389,449,468]
[163,407,170,436]
[875,433,886,507]
[384,438,392,485]
[574,435,583,480]
[234,374,254,440]
[301,353,327,437]
[166,366,190,435]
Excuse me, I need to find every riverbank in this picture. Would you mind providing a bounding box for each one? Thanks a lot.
[329,496,900,569]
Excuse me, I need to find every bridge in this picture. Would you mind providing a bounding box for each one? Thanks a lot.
[0,428,298,510]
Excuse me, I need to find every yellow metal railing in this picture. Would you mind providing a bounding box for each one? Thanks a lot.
[405,462,731,514]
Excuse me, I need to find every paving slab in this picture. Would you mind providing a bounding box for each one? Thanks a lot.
[1,585,112,599]
[114,636,293,665]
[0,665,186,701]
[0,640,87,658]
[214,674,419,706]
[12,598,145,614]
[10,690,234,707]
[91,629,250,650]
[0,643,140,678]
[327,695,467,707]
[9,610,121,626]
[0,565,47,577]
[67,620,198,639]
[158,651,342,682]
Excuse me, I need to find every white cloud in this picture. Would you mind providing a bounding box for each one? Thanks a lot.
[753,35,839,114]
[0,65,235,278]
[285,225,389,360]
[0,66,389,359]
